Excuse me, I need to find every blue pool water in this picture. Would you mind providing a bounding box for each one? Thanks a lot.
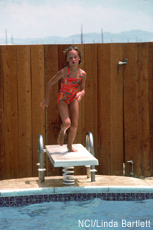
[0,198,152,230]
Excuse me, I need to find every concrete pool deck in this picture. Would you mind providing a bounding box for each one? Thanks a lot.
[1,175,153,192]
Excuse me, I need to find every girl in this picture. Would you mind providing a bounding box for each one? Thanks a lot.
[40,46,87,152]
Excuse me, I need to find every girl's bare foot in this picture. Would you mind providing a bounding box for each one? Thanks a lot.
[67,146,78,152]
[57,130,66,146]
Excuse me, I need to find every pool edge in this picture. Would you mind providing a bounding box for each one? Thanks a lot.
[1,186,153,197]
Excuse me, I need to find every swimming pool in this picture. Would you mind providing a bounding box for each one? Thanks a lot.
[0,187,153,229]
[0,197,153,230]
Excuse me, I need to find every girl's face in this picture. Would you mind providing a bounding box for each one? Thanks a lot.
[66,50,80,67]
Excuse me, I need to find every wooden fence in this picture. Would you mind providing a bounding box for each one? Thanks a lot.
[0,43,153,180]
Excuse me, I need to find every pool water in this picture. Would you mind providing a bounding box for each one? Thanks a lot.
[0,198,152,230]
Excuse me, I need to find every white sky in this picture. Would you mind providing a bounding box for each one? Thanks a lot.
[0,0,153,39]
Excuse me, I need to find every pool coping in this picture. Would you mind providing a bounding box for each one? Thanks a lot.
[1,186,153,197]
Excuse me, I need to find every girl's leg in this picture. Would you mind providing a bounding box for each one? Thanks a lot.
[58,102,71,145]
[67,100,79,152]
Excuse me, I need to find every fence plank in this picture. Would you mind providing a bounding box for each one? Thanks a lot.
[124,43,151,176]
[83,44,98,175]
[97,44,111,175]
[148,42,153,175]
[0,46,5,179]
[137,43,150,176]
[17,45,32,178]
[84,44,98,152]
[2,46,19,179]
[45,45,60,176]
[123,43,139,176]
[110,44,123,175]
[31,45,45,176]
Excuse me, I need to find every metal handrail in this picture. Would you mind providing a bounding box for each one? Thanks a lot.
[37,134,46,183]
[86,132,97,182]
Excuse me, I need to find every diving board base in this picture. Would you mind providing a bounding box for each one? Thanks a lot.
[62,167,75,185]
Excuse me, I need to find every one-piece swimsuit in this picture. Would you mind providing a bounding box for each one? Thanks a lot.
[57,67,82,105]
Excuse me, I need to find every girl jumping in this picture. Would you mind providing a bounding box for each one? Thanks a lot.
[40,46,87,152]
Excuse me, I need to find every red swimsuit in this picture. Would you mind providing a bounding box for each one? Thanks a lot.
[57,67,82,105]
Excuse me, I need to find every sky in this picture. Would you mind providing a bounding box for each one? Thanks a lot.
[0,0,153,39]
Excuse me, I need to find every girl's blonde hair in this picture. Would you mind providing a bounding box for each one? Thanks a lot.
[63,46,82,64]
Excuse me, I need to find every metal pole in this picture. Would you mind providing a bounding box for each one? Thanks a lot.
[86,132,97,182]
[38,134,46,182]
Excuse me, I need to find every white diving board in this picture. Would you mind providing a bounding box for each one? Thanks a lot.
[45,144,99,167]
[37,133,98,184]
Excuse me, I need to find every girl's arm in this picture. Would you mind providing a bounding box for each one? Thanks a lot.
[40,68,66,108]
[77,70,87,101]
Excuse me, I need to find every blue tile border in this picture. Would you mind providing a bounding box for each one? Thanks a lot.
[1,186,153,207]
[1,192,153,207]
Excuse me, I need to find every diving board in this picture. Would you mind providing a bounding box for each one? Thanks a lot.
[37,132,99,185]
[45,144,99,167]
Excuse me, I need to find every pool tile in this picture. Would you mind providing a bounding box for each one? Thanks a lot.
[1,192,153,207]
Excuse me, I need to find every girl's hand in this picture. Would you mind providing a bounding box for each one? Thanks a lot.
[76,92,82,102]
[40,99,49,108]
